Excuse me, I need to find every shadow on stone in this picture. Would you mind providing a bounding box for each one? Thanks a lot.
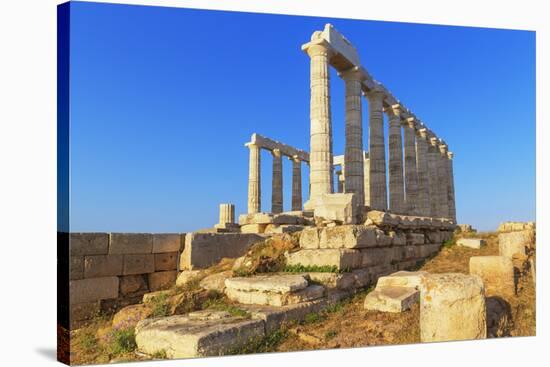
[486,296,513,338]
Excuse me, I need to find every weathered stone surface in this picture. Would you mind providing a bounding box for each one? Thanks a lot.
[135,314,265,358]
[314,193,358,224]
[238,213,274,225]
[112,303,153,330]
[142,290,171,304]
[497,221,535,232]
[424,230,442,244]
[152,233,182,253]
[119,275,147,295]
[176,270,203,287]
[70,256,84,280]
[375,229,393,246]
[360,247,393,267]
[110,233,153,254]
[70,276,119,304]
[457,238,486,249]
[285,249,361,270]
[70,301,101,323]
[180,233,264,270]
[498,230,534,258]
[365,210,399,227]
[305,272,355,290]
[299,227,322,249]
[376,271,428,290]
[264,224,304,234]
[319,225,377,249]
[148,271,177,291]
[389,231,406,246]
[469,256,515,297]
[272,213,299,225]
[154,252,178,271]
[240,224,268,234]
[123,254,155,275]
[416,243,441,258]
[225,285,324,306]
[407,232,425,245]
[420,273,486,342]
[352,268,371,288]
[364,287,419,312]
[226,275,308,293]
[199,271,233,292]
[70,233,109,256]
[84,255,123,278]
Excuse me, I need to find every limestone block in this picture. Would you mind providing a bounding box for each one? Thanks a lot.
[498,235,526,259]
[299,227,322,249]
[425,230,442,244]
[417,243,441,258]
[285,248,362,270]
[305,272,355,290]
[225,275,308,293]
[152,233,182,253]
[240,224,268,234]
[70,276,119,304]
[364,287,419,312]
[154,252,178,271]
[394,245,417,261]
[225,285,325,306]
[360,247,393,267]
[142,290,171,304]
[375,229,393,246]
[70,256,84,280]
[365,210,399,227]
[457,238,486,249]
[469,256,515,297]
[420,273,486,342]
[199,271,233,292]
[176,270,203,287]
[110,233,153,254]
[70,301,101,324]
[84,254,123,278]
[180,233,264,270]
[123,254,155,275]
[319,225,377,249]
[264,224,304,234]
[112,304,154,330]
[135,314,265,358]
[238,212,274,225]
[272,214,299,225]
[148,271,177,291]
[389,231,406,246]
[70,233,109,256]
[407,232,425,245]
[119,275,147,295]
[352,269,371,288]
[314,193,358,224]
[376,271,428,290]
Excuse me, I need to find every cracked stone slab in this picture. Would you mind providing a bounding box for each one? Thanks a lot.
[225,284,325,307]
[225,274,309,294]
[364,286,419,312]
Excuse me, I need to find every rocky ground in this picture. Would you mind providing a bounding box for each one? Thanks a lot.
[68,231,535,364]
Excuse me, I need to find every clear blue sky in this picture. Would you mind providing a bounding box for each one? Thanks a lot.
[68,1,535,232]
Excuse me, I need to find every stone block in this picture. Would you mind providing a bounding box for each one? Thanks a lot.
[272,213,299,225]
[375,229,393,246]
[469,256,515,297]
[152,233,182,253]
[420,273,486,342]
[119,275,148,296]
[238,212,274,225]
[148,271,177,291]
[264,224,304,234]
[135,313,265,359]
[70,276,119,304]
[84,254,123,278]
[417,243,441,258]
[314,193,358,224]
[110,233,153,254]
[176,270,204,287]
[498,230,534,258]
[364,287,419,312]
[240,224,268,234]
[70,233,109,256]
[425,230,442,244]
[70,256,84,280]
[225,275,308,293]
[319,225,377,249]
[376,271,428,290]
[154,252,178,271]
[299,227,322,249]
[457,238,486,249]
[225,285,325,306]
[360,247,393,267]
[180,233,264,270]
[365,210,399,227]
[305,272,355,290]
[199,271,233,293]
[389,231,406,246]
[285,248,362,270]
[123,254,155,275]
[70,301,101,325]
[407,232,425,245]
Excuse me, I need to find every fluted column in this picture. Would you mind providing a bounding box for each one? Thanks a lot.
[341,67,365,206]
[386,104,405,214]
[437,142,450,219]
[303,39,334,210]
[427,137,440,217]
[447,151,457,222]
[291,155,302,211]
[366,89,387,211]
[246,142,261,213]
[218,203,235,226]
[271,148,283,214]
[416,128,431,217]
[403,117,420,215]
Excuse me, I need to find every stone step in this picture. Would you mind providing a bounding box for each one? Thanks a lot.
[376,271,428,290]
[363,286,419,313]
[225,274,309,293]
[225,284,325,307]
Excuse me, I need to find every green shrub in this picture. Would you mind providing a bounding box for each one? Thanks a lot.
[108,328,136,356]
[283,264,345,273]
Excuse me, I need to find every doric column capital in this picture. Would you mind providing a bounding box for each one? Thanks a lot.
[302,38,335,58]
[271,148,282,158]
[404,116,417,129]
[289,154,301,163]
[438,142,448,155]
[339,66,366,81]
[245,142,260,150]
[447,151,454,159]
[364,87,385,103]
[417,128,429,140]
[429,136,439,147]
[384,104,404,119]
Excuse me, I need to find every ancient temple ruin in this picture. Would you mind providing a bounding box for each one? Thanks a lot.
[243,24,456,224]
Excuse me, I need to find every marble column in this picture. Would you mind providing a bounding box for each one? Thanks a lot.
[403,117,420,215]
[366,89,388,211]
[246,142,261,213]
[427,137,440,217]
[291,155,303,211]
[437,142,450,219]
[271,148,283,214]
[218,203,235,226]
[386,104,405,214]
[447,151,457,222]
[336,169,344,193]
[363,152,370,207]
[303,39,334,209]
[415,128,431,217]
[341,67,365,206]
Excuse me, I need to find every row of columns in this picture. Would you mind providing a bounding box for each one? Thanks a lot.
[246,143,306,214]
[302,37,456,221]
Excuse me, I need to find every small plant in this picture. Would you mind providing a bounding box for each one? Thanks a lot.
[443,238,455,248]
[325,330,338,339]
[202,297,251,318]
[151,349,167,359]
[108,327,136,356]
[149,293,171,318]
[283,264,344,273]
[228,330,288,355]
[79,331,98,352]
[303,312,324,324]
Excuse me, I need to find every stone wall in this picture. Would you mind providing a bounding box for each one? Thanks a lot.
[69,232,183,328]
